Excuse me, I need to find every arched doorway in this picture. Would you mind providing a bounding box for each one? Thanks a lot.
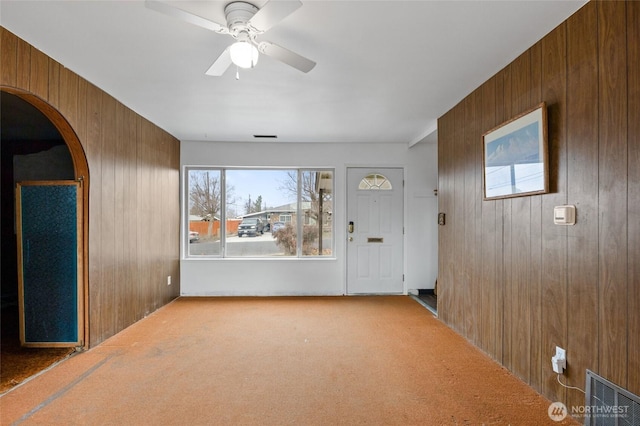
[0,88,89,392]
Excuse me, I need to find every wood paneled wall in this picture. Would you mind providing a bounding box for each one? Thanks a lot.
[438,1,639,409]
[1,27,181,347]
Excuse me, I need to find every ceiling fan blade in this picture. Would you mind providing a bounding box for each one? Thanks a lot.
[248,0,302,32]
[145,0,228,34]
[259,41,316,73]
[205,47,232,76]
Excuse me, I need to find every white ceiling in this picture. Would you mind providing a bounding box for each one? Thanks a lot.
[0,0,586,145]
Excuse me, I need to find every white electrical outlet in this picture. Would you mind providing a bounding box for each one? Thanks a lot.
[167,275,172,286]
[551,346,566,374]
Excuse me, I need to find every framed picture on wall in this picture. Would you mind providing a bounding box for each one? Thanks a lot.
[482,102,548,200]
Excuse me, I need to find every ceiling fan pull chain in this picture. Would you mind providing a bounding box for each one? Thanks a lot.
[236,66,240,80]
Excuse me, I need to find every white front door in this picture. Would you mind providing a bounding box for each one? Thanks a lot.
[347,168,404,294]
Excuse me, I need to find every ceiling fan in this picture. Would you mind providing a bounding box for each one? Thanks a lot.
[145,0,316,76]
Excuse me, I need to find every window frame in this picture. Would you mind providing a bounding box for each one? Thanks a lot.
[183,167,334,259]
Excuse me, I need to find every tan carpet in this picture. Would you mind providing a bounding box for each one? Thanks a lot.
[1,305,75,394]
[0,296,578,425]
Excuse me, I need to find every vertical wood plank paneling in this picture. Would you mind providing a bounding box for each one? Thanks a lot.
[138,118,153,316]
[170,136,180,298]
[76,78,88,145]
[127,110,142,321]
[135,116,146,319]
[510,50,532,384]
[438,1,637,410]
[163,131,179,302]
[160,132,171,304]
[85,84,103,345]
[150,124,162,310]
[540,23,568,403]
[502,196,512,370]
[529,41,544,394]
[155,130,165,305]
[463,92,478,344]
[16,38,31,90]
[3,29,180,348]
[565,2,600,410]
[445,109,456,328]
[452,103,466,332]
[597,0,628,388]
[472,89,483,343]
[165,132,178,302]
[136,116,146,317]
[501,65,513,370]
[479,77,497,356]
[115,101,127,331]
[101,94,117,338]
[152,125,162,309]
[126,107,139,322]
[445,108,456,328]
[47,59,60,107]
[59,68,79,133]
[0,27,17,86]
[627,0,640,397]
[493,71,505,364]
[29,47,48,101]
[443,109,456,326]
[158,129,167,306]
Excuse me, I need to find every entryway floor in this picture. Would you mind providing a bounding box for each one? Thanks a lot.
[414,292,437,315]
[0,305,75,394]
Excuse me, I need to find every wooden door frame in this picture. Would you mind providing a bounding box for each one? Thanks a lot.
[2,86,90,349]
[16,180,84,347]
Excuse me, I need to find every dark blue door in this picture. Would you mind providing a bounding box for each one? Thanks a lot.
[17,181,82,346]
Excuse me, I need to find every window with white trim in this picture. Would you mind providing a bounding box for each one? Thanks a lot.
[186,168,333,258]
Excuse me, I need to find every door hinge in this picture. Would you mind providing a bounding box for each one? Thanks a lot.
[403,274,405,282]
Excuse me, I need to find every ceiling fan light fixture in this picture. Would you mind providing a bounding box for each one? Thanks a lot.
[147,0,314,76]
[229,41,259,69]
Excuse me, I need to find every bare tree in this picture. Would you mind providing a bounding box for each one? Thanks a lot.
[274,171,333,255]
[189,171,221,219]
[278,171,331,221]
[188,170,235,236]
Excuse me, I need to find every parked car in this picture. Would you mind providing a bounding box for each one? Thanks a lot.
[189,231,199,243]
[271,221,285,233]
[237,218,264,237]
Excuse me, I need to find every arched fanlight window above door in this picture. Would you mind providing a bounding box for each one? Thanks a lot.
[358,173,392,190]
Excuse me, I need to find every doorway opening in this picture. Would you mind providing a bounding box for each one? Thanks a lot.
[416,289,437,315]
[0,89,89,393]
